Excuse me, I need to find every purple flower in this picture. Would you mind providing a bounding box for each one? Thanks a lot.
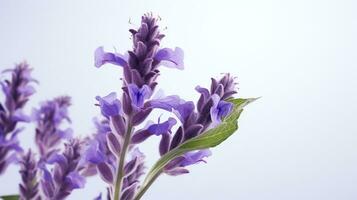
[19,150,39,200]
[156,74,237,175]
[95,13,184,91]
[90,13,242,199]
[127,84,152,110]
[210,94,233,127]
[41,139,87,200]
[33,96,72,160]
[96,92,123,117]
[0,62,36,174]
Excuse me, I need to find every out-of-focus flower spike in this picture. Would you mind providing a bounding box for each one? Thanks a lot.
[34,96,72,161]
[0,62,36,174]
[41,139,87,200]
[19,150,39,200]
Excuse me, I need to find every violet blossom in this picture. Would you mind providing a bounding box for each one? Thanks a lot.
[41,139,87,200]
[0,13,253,200]
[0,62,36,175]
[33,96,72,161]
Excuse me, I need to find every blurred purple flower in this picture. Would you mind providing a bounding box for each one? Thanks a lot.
[33,96,72,161]
[0,62,36,175]
[41,139,87,200]
[19,150,39,200]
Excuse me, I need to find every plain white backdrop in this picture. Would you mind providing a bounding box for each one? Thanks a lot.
[0,0,356,199]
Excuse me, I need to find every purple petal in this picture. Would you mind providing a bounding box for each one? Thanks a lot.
[210,94,233,126]
[127,84,152,109]
[95,47,127,68]
[195,86,210,100]
[147,117,177,136]
[147,95,183,111]
[172,101,195,123]
[96,92,122,117]
[180,149,212,167]
[155,47,184,70]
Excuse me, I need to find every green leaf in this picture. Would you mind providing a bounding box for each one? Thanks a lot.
[0,195,19,200]
[133,97,258,200]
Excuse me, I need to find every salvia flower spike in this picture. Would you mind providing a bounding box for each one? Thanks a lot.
[19,150,39,200]
[0,62,36,174]
[0,13,255,200]
[33,96,72,162]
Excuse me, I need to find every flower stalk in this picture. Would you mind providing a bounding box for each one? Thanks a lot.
[114,118,133,200]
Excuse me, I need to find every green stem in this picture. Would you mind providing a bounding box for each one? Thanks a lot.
[133,170,162,200]
[113,118,133,200]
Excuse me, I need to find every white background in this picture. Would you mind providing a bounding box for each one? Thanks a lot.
[1,0,356,199]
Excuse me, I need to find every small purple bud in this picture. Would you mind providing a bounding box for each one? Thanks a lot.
[110,115,126,136]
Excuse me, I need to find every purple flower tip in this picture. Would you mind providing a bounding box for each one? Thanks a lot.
[210,94,233,126]
[155,47,184,70]
[95,46,127,68]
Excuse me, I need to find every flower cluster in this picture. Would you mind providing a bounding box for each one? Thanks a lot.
[0,62,36,174]
[41,139,86,200]
[88,13,239,200]
[0,13,253,200]
[33,96,72,161]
